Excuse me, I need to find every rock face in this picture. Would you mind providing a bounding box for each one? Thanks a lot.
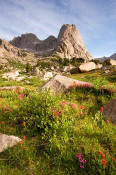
[0,39,38,66]
[103,99,116,125]
[54,24,93,60]
[0,133,21,153]
[41,75,93,94]
[79,62,102,72]
[0,39,21,58]
[108,59,116,66]
[10,33,40,51]
[10,24,93,60]
[10,34,57,56]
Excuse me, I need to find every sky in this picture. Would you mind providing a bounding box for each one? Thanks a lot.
[0,0,116,58]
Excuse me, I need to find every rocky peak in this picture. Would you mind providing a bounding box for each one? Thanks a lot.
[10,33,40,51]
[54,24,93,60]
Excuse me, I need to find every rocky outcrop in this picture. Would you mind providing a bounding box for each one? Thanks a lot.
[79,62,102,72]
[41,75,93,94]
[54,24,93,60]
[2,70,26,81]
[0,39,22,58]
[108,59,116,66]
[103,99,116,125]
[0,133,21,153]
[0,39,38,66]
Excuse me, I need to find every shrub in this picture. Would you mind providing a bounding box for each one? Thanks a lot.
[21,52,27,57]
[36,61,54,70]
[92,59,101,64]
[25,63,32,73]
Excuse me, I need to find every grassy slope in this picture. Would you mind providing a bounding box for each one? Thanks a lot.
[0,70,116,175]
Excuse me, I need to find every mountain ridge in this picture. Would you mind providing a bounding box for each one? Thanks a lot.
[10,24,93,60]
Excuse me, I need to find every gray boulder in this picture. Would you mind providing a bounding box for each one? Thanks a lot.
[79,62,102,72]
[109,59,116,66]
[103,99,116,125]
[0,133,21,153]
[41,75,93,94]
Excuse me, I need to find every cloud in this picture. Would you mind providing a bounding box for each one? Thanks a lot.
[0,0,116,57]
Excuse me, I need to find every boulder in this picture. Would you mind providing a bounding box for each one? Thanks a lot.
[63,65,76,73]
[41,75,93,94]
[43,72,53,81]
[79,62,102,72]
[96,64,102,69]
[2,70,19,80]
[103,99,116,125]
[32,67,42,76]
[0,133,21,153]
[109,59,116,66]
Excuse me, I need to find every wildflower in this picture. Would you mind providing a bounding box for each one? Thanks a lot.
[1,121,4,124]
[86,107,89,110]
[102,159,107,165]
[4,106,12,112]
[102,154,105,158]
[53,112,59,117]
[19,94,24,99]
[23,121,26,126]
[81,106,84,110]
[76,153,87,168]
[112,157,116,161]
[98,150,102,155]
[4,106,10,110]
[107,120,109,124]
[78,111,82,115]
[80,164,84,168]
[52,108,55,112]
[70,103,77,109]
[76,153,82,159]
[100,107,104,113]
[59,110,63,113]
[61,101,67,107]
[23,136,26,139]
[4,111,9,113]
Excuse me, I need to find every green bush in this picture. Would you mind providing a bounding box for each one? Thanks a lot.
[36,61,54,70]
[21,52,27,57]
[92,59,101,64]
[25,63,32,73]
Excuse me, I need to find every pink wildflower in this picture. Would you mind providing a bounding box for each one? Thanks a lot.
[19,94,24,99]
[80,164,84,168]
[61,101,67,107]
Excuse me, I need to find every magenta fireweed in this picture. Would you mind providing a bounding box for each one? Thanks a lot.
[76,153,87,168]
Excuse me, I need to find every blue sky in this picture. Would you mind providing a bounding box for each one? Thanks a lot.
[0,0,116,58]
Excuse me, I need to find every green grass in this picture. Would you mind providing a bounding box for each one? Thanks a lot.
[0,71,116,175]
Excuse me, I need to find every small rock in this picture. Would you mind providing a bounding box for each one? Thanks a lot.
[0,133,22,153]
[103,99,116,125]
[43,72,53,80]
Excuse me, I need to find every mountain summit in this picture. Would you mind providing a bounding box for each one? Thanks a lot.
[10,24,93,60]
[55,24,93,60]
